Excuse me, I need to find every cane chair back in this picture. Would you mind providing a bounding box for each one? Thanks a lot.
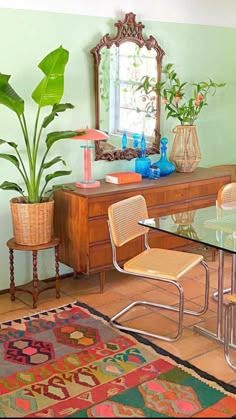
[209,165,236,261]
[211,183,236,298]
[108,194,149,247]
[217,182,236,215]
[107,195,209,342]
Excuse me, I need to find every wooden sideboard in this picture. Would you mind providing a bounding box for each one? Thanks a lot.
[53,167,232,290]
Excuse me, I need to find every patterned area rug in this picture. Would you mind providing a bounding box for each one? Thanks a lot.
[0,301,236,418]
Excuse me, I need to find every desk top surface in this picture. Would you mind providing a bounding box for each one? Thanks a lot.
[59,167,232,198]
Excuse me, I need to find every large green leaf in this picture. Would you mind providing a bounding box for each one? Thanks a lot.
[0,153,20,168]
[0,139,18,149]
[0,73,24,115]
[42,103,74,128]
[45,170,72,184]
[42,156,66,169]
[0,181,24,194]
[32,46,69,107]
[46,130,78,151]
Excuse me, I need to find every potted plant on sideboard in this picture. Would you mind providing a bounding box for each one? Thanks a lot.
[0,45,80,245]
[135,63,226,172]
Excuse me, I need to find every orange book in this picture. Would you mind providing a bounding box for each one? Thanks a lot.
[105,171,142,184]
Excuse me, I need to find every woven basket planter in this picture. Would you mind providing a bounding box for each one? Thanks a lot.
[10,198,54,246]
[170,125,201,173]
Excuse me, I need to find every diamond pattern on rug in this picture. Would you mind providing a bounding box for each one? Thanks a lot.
[54,324,101,347]
[0,301,235,418]
[5,338,54,365]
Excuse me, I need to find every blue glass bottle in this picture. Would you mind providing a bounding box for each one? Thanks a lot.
[140,131,146,153]
[153,137,176,177]
[133,132,139,148]
[135,132,151,178]
[121,129,127,149]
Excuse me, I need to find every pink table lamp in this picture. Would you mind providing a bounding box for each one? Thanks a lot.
[72,128,109,188]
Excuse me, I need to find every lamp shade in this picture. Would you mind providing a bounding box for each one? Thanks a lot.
[71,128,109,188]
[73,128,109,141]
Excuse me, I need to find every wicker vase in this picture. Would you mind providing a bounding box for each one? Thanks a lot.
[169,125,201,173]
[171,210,196,226]
[10,198,54,245]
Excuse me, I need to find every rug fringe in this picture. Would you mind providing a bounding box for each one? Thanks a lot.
[0,300,78,326]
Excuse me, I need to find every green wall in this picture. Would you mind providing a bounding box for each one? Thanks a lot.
[0,8,235,291]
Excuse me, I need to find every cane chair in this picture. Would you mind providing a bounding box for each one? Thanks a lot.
[107,195,209,341]
[216,182,236,248]
[212,182,236,299]
[210,165,236,261]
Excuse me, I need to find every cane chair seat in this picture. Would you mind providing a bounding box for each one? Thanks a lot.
[107,195,209,342]
[124,248,203,280]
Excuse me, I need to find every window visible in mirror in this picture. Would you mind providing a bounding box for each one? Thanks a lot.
[102,43,157,139]
[91,12,165,161]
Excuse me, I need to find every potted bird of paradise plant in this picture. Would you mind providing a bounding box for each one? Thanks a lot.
[0,45,80,245]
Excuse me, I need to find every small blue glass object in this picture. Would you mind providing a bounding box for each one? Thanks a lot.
[135,156,151,178]
[133,132,139,148]
[121,129,127,149]
[149,165,161,179]
[140,131,146,156]
[153,137,176,177]
[135,132,151,178]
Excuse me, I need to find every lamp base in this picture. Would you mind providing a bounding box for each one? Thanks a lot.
[76,180,100,188]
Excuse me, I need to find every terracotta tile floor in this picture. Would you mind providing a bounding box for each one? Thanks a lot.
[1,246,236,387]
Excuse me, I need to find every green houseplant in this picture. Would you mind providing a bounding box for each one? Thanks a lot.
[135,63,226,172]
[0,45,79,245]
[135,63,226,125]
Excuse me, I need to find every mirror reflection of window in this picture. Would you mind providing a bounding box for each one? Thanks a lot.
[99,43,157,140]
[99,48,111,131]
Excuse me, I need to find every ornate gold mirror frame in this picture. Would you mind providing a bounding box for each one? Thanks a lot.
[90,12,165,161]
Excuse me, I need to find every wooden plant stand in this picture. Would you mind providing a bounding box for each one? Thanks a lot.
[6,237,60,308]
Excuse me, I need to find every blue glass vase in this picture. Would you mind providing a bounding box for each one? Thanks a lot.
[135,156,151,178]
[153,137,176,177]
[121,129,127,149]
[135,132,151,178]
[132,133,139,148]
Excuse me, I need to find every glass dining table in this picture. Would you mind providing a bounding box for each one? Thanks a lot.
[138,205,236,346]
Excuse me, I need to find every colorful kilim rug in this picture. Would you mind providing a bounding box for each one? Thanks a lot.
[0,301,236,418]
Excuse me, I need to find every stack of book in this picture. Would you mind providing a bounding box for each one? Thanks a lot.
[105,171,142,184]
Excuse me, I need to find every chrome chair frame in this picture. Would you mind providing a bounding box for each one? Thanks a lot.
[107,195,209,342]
[224,293,236,370]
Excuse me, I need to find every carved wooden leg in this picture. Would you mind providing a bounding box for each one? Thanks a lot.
[9,249,15,301]
[99,271,105,293]
[32,250,38,308]
[55,245,60,298]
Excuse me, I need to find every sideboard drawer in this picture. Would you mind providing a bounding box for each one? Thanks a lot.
[88,238,143,271]
[189,177,230,199]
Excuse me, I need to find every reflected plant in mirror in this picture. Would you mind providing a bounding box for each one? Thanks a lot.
[90,12,165,161]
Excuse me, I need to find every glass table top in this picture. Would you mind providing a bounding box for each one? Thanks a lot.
[138,205,236,253]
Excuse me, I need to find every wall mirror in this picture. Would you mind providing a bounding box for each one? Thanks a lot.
[90,12,165,161]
